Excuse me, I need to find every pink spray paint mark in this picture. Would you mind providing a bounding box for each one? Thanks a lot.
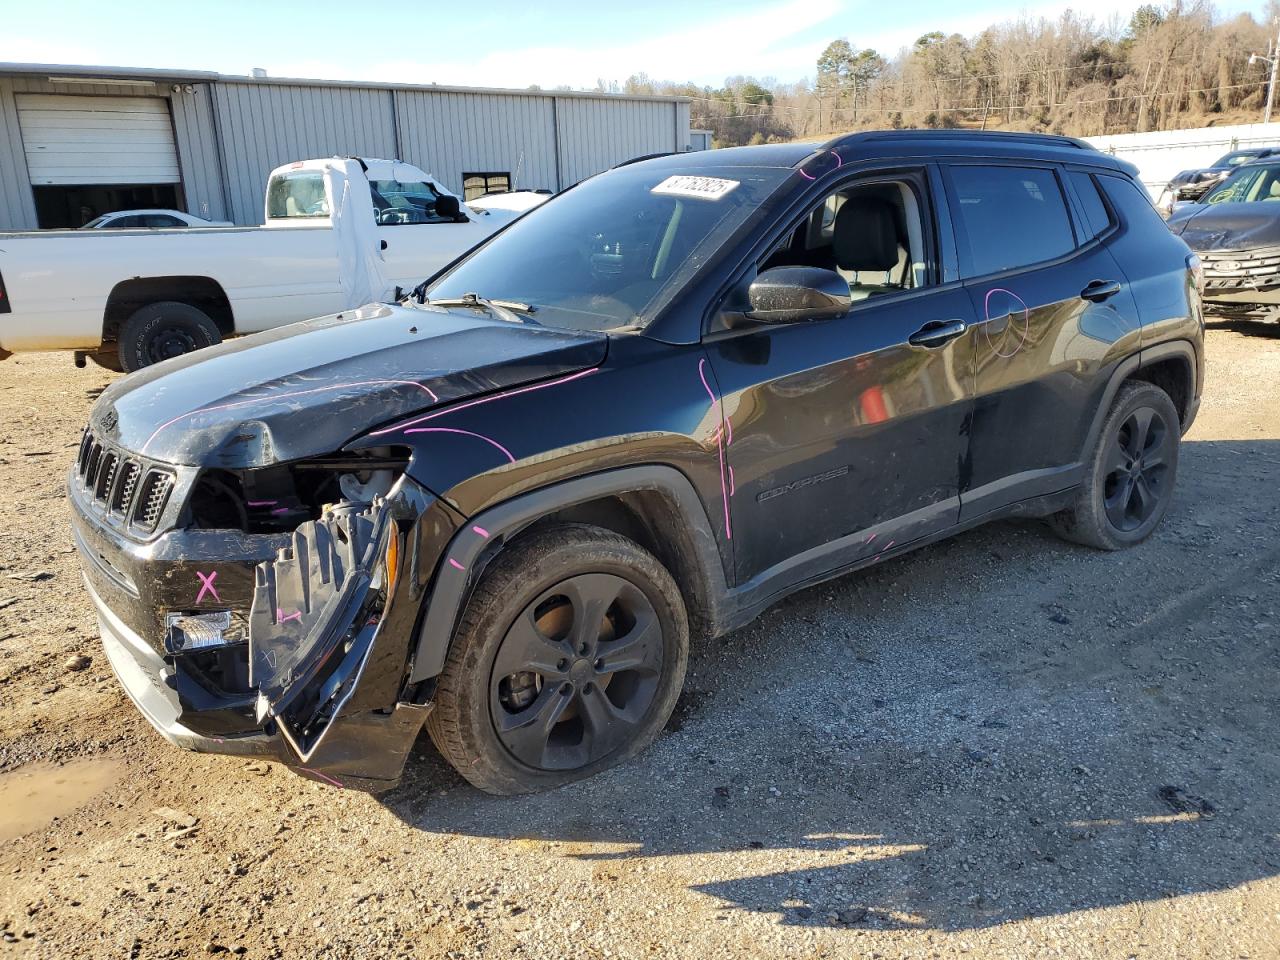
[371,368,599,436]
[448,558,466,571]
[403,427,515,464]
[982,287,1031,359]
[195,570,219,604]
[271,507,290,515]
[305,768,344,788]
[866,533,877,544]
[798,168,816,181]
[728,465,735,497]
[471,525,490,538]
[140,379,440,454]
[277,608,302,624]
[247,499,277,507]
[698,357,732,541]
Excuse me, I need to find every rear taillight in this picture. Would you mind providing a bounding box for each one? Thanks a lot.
[1187,253,1204,297]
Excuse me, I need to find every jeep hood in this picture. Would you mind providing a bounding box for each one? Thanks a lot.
[1167,202,1280,251]
[91,302,607,468]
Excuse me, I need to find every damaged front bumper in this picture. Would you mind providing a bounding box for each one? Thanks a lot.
[72,469,464,791]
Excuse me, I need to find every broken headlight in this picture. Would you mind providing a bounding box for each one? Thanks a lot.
[185,448,410,533]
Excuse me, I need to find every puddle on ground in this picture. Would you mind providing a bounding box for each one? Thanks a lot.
[0,756,122,843]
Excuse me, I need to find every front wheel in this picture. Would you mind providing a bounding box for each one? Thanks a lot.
[426,524,688,795]
[1050,381,1181,550]
[118,301,221,372]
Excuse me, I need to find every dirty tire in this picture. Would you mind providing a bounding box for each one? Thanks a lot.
[1050,381,1181,550]
[118,301,221,372]
[426,523,688,795]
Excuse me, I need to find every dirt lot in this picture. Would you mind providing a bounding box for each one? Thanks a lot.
[1,324,1278,959]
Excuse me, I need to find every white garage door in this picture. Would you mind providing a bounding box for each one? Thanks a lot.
[16,94,180,186]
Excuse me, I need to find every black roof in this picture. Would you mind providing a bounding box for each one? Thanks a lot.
[635,129,1136,177]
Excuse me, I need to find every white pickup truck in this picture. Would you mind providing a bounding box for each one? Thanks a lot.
[0,157,525,371]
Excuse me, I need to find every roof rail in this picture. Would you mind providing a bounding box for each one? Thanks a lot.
[825,129,1092,150]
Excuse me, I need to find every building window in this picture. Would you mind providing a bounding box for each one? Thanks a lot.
[463,172,511,201]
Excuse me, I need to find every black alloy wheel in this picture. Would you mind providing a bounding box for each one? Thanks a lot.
[1049,381,1181,550]
[491,573,663,771]
[1102,405,1174,532]
[426,523,688,795]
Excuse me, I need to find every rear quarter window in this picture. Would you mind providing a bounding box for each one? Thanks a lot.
[1068,171,1112,241]
[948,165,1076,277]
[1097,175,1165,232]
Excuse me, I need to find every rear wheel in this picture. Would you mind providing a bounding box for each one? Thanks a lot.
[426,524,688,795]
[1050,381,1181,550]
[118,301,221,372]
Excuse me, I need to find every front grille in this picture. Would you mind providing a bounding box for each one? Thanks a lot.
[1201,247,1280,283]
[76,427,175,530]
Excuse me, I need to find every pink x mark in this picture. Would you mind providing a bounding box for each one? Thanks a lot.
[195,570,220,604]
[277,608,302,624]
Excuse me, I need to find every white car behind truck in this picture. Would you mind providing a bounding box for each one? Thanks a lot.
[0,157,522,371]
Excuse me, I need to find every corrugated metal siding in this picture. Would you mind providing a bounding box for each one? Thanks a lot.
[171,85,227,221]
[0,80,38,229]
[554,97,681,186]
[394,90,558,196]
[675,102,691,151]
[212,82,397,224]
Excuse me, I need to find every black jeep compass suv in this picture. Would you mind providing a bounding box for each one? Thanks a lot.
[70,131,1204,794]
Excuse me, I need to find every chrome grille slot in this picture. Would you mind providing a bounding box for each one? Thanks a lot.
[84,441,103,491]
[135,471,173,530]
[77,429,94,476]
[111,461,141,515]
[94,451,119,503]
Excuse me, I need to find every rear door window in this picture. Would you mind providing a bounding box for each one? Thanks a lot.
[947,165,1076,278]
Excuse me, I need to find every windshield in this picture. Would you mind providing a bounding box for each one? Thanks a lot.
[426,164,793,332]
[1204,163,1280,204]
[1216,150,1263,168]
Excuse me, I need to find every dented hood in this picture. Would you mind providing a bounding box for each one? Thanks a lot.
[1167,202,1280,251]
[92,303,607,468]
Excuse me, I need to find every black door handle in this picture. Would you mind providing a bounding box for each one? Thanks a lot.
[908,319,967,347]
[380,239,389,250]
[1081,279,1121,302]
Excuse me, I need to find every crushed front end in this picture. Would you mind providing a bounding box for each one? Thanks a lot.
[69,427,464,791]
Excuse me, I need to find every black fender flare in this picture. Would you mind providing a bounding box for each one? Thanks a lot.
[407,464,732,684]
[1080,339,1200,461]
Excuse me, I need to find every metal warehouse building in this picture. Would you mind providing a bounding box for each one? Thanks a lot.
[0,63,693,230]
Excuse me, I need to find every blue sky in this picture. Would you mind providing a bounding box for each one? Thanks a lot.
[0,0,1271,89]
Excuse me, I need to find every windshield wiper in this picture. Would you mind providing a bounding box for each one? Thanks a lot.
[424,292,538,324]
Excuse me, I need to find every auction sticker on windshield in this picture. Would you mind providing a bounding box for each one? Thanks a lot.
[651,175,740,201]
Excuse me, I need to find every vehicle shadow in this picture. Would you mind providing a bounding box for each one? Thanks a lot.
[378,437,1280,932]
[1205,317,1280,339]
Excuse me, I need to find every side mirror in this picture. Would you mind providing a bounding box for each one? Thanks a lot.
[435,194,464,221]
[744,266,852,324]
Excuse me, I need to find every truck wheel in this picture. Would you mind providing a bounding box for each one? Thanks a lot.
[426,523,688,795]
[1049,381,1181,550]
[118,301,221,372]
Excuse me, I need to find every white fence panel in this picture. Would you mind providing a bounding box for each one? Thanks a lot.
[1085,123,1280,198]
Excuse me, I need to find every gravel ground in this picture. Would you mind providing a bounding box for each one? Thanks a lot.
[1,324,1278,959]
